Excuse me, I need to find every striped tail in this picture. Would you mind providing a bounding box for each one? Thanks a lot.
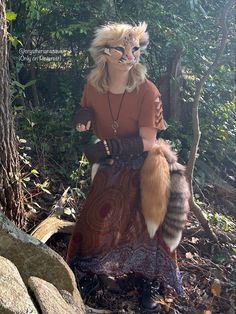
[162,163,190,251]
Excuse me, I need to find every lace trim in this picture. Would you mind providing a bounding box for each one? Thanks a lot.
[74,244,183,295]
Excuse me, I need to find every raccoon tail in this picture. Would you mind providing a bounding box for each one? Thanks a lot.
[162,164,190,252]
[140,145,170,238]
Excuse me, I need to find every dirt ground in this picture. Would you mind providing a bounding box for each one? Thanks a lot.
[46,210,236,314]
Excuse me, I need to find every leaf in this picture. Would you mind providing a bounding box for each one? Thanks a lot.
[23,176,30,182]
[224,222,229,232]
[12,80,25,89]
[36,180,51,194]
[14,105,24,111]
[201,55,211,63]
[26,118,36,127]
[8,35,22,47]
[64,207,73,215]
[19,138,27,143]
[31,169,39,176]
[191,237,199,244]
[40,186,51,194]
[32,201,42,209]
[199,4,208,18]
[24,80,37,88]
[6,11,17,21]
[204,311,212,314]
[211,278,221,297]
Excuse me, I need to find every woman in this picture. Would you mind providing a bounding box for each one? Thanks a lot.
[67,22,189,311]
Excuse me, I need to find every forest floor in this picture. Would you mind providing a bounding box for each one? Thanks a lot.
[27,182,236,314]
[46,215,235,314]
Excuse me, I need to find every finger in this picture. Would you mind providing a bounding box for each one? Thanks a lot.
[79,124,86,132]
[76,124,86,132]
[86,121,91,130]
[76,124,82,132]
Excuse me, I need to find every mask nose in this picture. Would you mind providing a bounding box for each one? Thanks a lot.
[124,46,135,61]
[126,53,135,61]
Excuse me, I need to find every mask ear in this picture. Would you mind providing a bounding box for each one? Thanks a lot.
[140,32,149,51]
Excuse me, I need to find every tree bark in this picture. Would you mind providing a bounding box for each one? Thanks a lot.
[0,0,25,227]
[169,48,183,121]
[156,48,190,123]
[186,0,234,242]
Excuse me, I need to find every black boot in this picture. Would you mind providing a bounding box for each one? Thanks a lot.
[79,273,100,300]
[140,279,163,312]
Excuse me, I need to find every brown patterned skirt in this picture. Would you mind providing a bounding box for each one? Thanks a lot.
[67,155,183,294]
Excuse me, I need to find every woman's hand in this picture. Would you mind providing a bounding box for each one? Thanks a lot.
[76,121,91,132]
[74,107,93,132]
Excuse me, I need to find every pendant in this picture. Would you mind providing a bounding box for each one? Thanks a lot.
[112,120,119,134]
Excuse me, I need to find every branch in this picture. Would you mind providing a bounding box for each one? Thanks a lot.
[186,0,234,241]
[186,0,234,180]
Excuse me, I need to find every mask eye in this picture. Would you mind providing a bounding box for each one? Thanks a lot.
[112,46,125,53]
[132,46,140,52]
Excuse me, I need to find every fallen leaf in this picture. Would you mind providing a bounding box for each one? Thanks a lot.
[157,298,171,312]
[186,252,193,259]
[203,310,212,314]
[211,278,221,297]
[191,237,199,243]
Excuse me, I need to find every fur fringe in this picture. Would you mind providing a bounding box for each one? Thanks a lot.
[88,22,149,93]
[141,139,190,251]
[90,139,190,252]
[162,168,190,251]
[140,145,170,238]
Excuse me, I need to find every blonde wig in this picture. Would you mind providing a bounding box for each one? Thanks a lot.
[87,22,149,93]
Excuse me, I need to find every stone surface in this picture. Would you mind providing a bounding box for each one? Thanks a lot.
[28,277,77,314]
[0,256,38,314]
[0,211,85,313]
[60,290,85,313]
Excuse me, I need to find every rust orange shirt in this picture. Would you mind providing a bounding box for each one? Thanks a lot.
[80,79,165,140]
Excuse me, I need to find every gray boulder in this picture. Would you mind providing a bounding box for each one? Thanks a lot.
[28,276,79,314]
[0,256,38,314]
[0,211,85,313]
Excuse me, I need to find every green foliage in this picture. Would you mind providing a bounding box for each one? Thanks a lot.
[6,11,17,21]
[18,136,52,200]
[198,64,235,183]
[7,0,235,214]
[207,212,234,233]
[11,79,36,102]
[8,35,22,48]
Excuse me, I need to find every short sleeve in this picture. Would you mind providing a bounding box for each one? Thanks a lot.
[138,82,166,130]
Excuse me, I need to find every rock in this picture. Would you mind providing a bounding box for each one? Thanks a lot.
[0,256,38,314]
[60,290,85,313]
[28,277,77,314]
[0,211,85,313]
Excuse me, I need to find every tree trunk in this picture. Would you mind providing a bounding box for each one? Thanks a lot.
[0,0,25,227]
[157,48,190,122]
[169,48,183,121]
